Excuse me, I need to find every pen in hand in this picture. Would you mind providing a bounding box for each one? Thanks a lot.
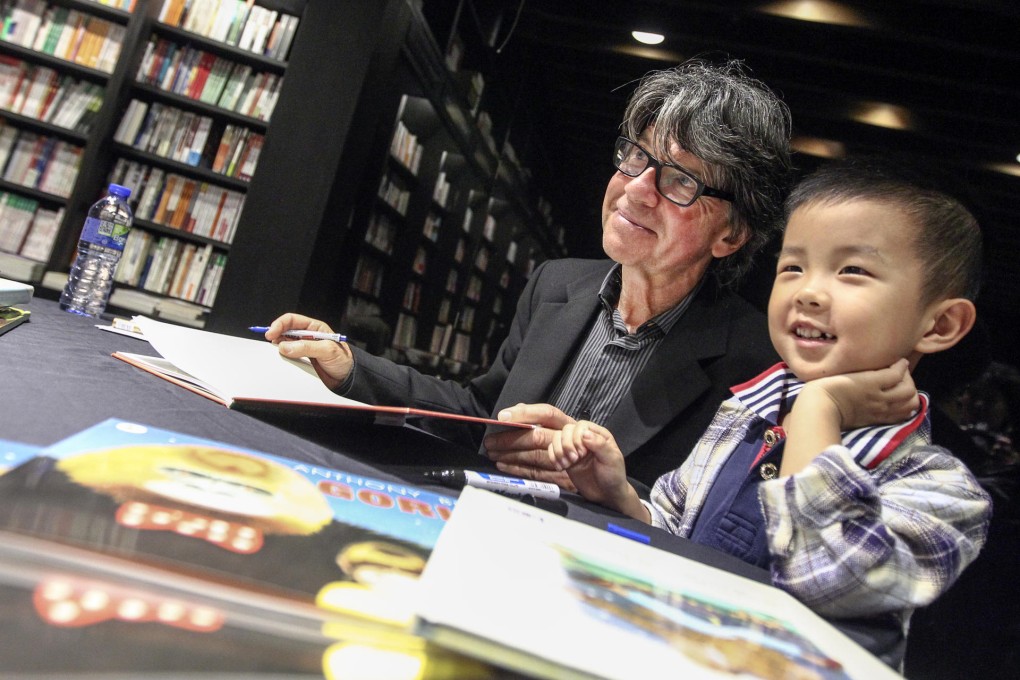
[249,326,347,343]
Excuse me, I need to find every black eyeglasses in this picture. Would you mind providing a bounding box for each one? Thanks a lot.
[613,137,735,207]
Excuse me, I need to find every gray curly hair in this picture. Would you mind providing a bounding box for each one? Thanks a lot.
[621,58,793,286]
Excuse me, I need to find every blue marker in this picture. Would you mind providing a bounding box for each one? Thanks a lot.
[249,326,347,343]
[606,522,651,544]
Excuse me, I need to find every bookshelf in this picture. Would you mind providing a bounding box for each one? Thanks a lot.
[3,0,562,366]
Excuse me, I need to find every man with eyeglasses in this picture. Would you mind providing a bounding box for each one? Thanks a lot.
[268,58,792,491]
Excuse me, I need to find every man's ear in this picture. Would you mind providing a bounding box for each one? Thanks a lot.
[711,228,749,258]
[915,298,977,355]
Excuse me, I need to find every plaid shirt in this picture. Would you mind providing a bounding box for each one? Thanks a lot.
[648,363,992,625]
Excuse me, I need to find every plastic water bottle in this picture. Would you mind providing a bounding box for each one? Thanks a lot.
[60,183,133,318]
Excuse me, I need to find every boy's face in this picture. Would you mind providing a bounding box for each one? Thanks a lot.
[768,199,937,382]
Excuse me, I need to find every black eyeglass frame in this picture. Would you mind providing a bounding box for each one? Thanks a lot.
[613,136,735,207]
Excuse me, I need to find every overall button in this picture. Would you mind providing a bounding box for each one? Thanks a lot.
[759,462,779,480]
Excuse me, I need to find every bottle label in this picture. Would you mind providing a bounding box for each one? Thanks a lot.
[81,216,130,251]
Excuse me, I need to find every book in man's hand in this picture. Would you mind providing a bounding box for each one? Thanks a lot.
[414,487,903,680]
[112,315,531,430]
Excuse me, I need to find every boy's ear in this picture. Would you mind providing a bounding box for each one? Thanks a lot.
[915,298,977,355]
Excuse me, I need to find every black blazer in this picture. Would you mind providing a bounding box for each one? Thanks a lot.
[344,259,778,487]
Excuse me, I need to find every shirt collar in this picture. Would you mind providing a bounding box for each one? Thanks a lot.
[731,363,931,469]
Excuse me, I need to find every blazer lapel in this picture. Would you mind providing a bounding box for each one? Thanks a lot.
[496,266,606,407]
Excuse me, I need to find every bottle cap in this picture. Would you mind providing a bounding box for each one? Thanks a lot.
[108,183,132,199]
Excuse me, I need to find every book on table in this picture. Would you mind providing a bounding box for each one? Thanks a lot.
[0,276,33,307]
[0,418,499,678]
[414,486,903,680]
[112,315,531,430]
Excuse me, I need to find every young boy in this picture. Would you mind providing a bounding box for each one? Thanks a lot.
[547,159,992,634]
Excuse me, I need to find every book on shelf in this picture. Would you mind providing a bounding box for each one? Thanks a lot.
[112,315,533,431]
[415,486,902,680]
[0,418,496,677]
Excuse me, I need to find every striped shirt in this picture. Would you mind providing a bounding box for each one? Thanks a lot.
[551,264,699,424]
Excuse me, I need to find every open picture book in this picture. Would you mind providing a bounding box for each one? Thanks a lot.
[414,487,902,680]
[112,315,531,430]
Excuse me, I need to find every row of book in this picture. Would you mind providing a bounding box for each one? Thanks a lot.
[115,99,213,167]
[0,124,81,197]
[109,158,246,243]
[390,119,424,175]
[114,232,227,305]
[378,173,411,216]
[351,254,385,299]
[136,36,283,122]
[158,0,300,62]
[1,1,125,74]
[363,211,396,255]
[116,100,264,181]
[0,190,62,261]
[0,56,105,133]
[392,311,417,349]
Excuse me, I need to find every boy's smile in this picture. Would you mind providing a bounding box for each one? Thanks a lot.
[768,199,937,382]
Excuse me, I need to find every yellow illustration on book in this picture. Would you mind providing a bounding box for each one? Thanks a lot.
[56,444,333,547]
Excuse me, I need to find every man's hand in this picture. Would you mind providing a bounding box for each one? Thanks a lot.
[483,403,578,490]
[265,313,354,390]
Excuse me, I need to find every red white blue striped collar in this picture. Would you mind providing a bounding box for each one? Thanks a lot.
[730,362,931,469]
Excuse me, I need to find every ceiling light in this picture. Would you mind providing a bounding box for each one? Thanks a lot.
[851,102,913,130]
[759,1,871,28]
[986,162,1020,178]
[612,44,684,62]
[791,136,846,158]
[632,31,665,45]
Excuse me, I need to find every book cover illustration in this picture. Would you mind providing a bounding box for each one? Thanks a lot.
[1,438,40,475]
[0,418,456,613]
[416,487,900,680]
[0,419,503,678]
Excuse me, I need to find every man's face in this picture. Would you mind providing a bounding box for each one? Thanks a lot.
[601,127,742,284]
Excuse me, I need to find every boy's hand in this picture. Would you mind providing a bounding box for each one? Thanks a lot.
[547,421,649,522]
[811,358,920,430]
[781,358,919,476]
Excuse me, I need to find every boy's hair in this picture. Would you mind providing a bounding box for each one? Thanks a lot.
[621,58,793,287]
[784,157,984,303]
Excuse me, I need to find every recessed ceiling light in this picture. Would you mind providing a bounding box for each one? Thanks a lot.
[791,136,846,159]
[851,102,913,130]
[632,31,665,45]
[1015,152,1020,163]
[759,1,871,28]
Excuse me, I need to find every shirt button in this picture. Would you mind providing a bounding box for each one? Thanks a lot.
[579,408,592,421]
[759,462,779,480]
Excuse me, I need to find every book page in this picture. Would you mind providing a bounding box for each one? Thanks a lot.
[132,315,365,407]
[416,487,901,680]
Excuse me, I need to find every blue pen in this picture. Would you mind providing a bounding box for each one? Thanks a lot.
[248,326,347,343]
